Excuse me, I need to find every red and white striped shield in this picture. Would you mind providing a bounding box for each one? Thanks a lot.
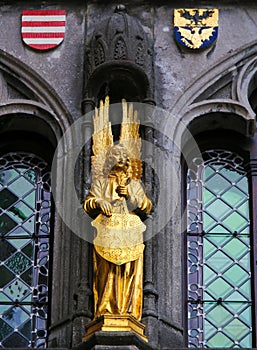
[21,10,66,51]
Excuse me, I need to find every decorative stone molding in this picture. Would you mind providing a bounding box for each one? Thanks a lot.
[171,99,256,152]
[0,72,8,102]
[0,100,62,145]
[233,55,257,114]
[171,40,257,122]
[0,49,72,130]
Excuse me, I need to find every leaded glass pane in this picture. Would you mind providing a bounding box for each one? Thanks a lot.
[187,150,252,348]
[0,153,51,348]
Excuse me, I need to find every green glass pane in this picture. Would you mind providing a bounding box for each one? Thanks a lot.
[205,250,232,272]
[238,254,251,271]
[223,212,249,233]
[204,265,216,285]
[2,306,30,328]
[0,304,11,316]
[24,169,36,183]
[0,169,19,186]
[203,166,215,181]
[8,202,34,223]
[0,266,15,288]
[23,191,36,208]
[237,201,250,218]
[206,331,234,348]
[22,294,32,303]
[8,177,34,198]
[5,252,31,275]
[203,212,215,231]
[7,226,31,237]
[205,174,231,195]
[239,280,252,299]
[207,277,233,299]
[226,290,248,302]
[4,279,31,301]
[222,302,246,314]
[223,265,249,286]
[205,235,231,247]
[203,188,216,206]
[0,213,17,235]
[0,189,18,210]
[205,199,231,220]
[208,225,230,234]
[205,304,233,327]
[8,238,31,250]
[22,217,35,234]
[0,319,13,341]
[0,292,12,303]
[219,167,241,182]
[237,304,252,325]
[0,240,16,261]
[240,333,252,348]
[223,318,250,339]
[238,254,250,270]
[222,238,249,259]
[204,239,217,257]
[237,177,248,193]
[222,187,247,207]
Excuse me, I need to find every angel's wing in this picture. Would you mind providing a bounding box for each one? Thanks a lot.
[120,99,141,159]
[119,99,142,179]
[91,96,113,180]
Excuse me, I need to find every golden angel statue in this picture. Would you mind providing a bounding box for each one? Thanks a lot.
[83,97,152,339]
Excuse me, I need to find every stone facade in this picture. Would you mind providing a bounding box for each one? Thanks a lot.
[1,1,257,349]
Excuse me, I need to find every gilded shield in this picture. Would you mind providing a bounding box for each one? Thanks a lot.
[174,9,218,49]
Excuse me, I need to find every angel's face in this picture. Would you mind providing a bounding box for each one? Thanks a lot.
[108,146,129,170]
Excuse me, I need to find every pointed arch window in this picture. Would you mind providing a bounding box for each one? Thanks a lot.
[187,149,252,347]
[0,152,51,348]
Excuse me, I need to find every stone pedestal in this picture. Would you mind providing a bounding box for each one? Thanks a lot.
[76,331,158,350]
[82,315,148,342]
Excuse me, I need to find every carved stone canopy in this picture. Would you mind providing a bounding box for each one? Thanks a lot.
[84,4,153,106]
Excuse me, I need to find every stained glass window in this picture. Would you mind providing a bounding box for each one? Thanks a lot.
[0,153,51,348]
[187,149,252,348]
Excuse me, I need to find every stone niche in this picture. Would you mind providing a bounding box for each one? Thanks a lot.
[82,4,154,112]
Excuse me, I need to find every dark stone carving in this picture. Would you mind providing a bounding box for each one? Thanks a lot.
[114,37,127,60]
[94,41,105,67]
[83,4,154,108]
[135,40,145,67]
[87,4,151,73]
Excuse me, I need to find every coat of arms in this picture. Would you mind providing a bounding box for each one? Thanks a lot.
[174,8,218,49]
[21,10,66,51]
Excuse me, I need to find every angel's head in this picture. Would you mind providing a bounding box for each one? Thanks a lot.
[105,144,130,174]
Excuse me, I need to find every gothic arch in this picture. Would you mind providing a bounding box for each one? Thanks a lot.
[0,51,84,347]
[234,55,257,114]
[171,39,257,121]
[0,49,72,133]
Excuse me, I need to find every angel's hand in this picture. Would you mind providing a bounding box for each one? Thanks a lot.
[116,185,129,199]
[96,199,112,216]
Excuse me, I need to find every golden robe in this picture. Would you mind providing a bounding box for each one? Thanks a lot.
[84,173,152,320]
